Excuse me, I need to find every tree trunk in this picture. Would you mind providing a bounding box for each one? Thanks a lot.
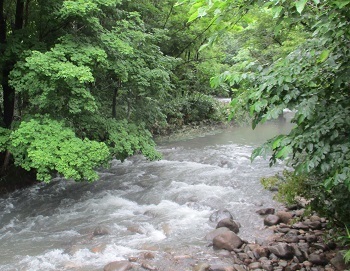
[112,79,121,119]
[1,0,24,128]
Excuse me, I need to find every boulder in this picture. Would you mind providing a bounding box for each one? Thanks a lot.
[268,243,295,260]
[205,227,231,241]
[216,218,240,234]
[213,231,243,251]
[276,211,293,224]
[103,260,133,271]
[256,208,275,215]
[210,209,234,222]
[93,225,111,236]
[264,215,281,226]
[330,251,350,271]
[308,253,328,265]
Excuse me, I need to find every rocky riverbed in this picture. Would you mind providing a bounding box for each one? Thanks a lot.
[102,206,349,271]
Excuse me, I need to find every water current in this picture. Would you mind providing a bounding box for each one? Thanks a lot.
[0,114,295,271]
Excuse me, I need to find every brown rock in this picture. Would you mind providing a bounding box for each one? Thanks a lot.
[268,243,295,260]
[213,231,243,251]
[330,251,349,270]
[277,211,293,224]
[256,208,275,215]
[193,262,210,271]
[216,218,240,234]
[93,225,111,236]
[103,260,133,271]
[205,227,231,241]
[264,215,281,226]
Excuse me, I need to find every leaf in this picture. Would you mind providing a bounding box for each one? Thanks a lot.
[188,10,199,22]
[334,0,350,8]
[295,0,308,14]
[276,146,292,159]
[317,50,330,63]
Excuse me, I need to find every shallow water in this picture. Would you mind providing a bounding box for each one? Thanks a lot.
[0,115,294,271]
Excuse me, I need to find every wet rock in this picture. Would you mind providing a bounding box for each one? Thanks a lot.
[264,215,281,226]
[256,208,275,215]
[308,253,328,265]
[93,225,111,236]
[251,245,270,259]
[248,262,261,269]
[216,218,240,234]
[276,211,293,224]
[210,209,234,222]
[192,262,210,271]
[205,227,231,241]
[209,265,234,271]
[232,264,247,271]
[141,262,157,270]
[213,231,243,251]
[268,243,295,259]
[103,260,133,271]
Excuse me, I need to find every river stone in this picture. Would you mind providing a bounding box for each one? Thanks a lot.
[205,227,231,241]
[248,262,261,269]
[216,218,240,234]
[256,208,275,215]
[213,231,243,251]
[209,265,234,271]
[276,211,293,224]
[268,243,295,259]
[93,225,111,236]
[103,260,133,271]
[193,262,210,271]
[330,251,349,270]
[308,253,328,265]
[264,215,281,226]
[210,209,233,222]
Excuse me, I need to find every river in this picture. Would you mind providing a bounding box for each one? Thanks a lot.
[0,114,294,271]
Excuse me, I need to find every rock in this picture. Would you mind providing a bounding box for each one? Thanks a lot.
[251,245,270,259]
[103,260,133,271]
[308,253,328,265]
[330,251,349,271]
[216,218,240,234]
[276,211,293,224]
[213,231,243,251]
[256,208,275,215]
[248,262,261,269]
[141,262,157,270]
[210,209,234,222]
[260,259,273,271]
[205,227,231,241]
[93,225,111,236]
[264,215,281,226]
[292,222,310,230]
[193,262,210,271]
[209,265,234,271]
[310,215,322,222]
[232,264,247,271]
[268,243,295,260]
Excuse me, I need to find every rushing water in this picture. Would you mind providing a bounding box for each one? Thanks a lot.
[0,115,294,271]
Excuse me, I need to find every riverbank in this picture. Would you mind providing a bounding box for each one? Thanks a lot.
[102,205,349,271]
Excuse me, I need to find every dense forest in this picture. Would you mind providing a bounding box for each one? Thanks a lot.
[0,0,349,262]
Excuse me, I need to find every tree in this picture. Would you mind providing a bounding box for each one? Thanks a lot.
[184,0,350,224]
[0,0,177,182]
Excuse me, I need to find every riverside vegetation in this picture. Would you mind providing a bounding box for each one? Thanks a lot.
[0,0,349,267]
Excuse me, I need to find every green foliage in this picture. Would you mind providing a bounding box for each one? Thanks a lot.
[8,117,110,182]
[164,93,224,126]
[261,170,310,206]
[105,119,162,161]
[185,0,350,226]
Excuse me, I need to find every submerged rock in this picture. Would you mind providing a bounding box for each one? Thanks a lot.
[103,260,133,271]
[209,209,234,222]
